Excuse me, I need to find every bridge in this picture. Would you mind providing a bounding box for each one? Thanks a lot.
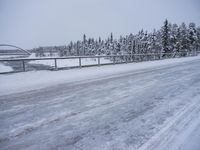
[0,44,31,56]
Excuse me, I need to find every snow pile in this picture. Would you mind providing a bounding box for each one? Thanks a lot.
[0,55,200,96]
[0,63,13,73]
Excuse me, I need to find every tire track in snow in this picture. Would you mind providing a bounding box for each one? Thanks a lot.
[138,95,200,150]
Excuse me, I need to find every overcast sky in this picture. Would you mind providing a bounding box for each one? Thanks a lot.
[0,0,200,49]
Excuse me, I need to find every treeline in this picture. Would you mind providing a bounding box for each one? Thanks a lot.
[35,20,200,57]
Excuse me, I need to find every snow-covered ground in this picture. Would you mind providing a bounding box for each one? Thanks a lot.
[0,55,200,150]
[28,57,112,68]
[0,63,13,73]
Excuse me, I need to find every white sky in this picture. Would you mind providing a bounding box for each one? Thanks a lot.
[0,0,200,49]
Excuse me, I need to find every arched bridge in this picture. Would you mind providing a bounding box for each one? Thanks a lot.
[0,44,31,55]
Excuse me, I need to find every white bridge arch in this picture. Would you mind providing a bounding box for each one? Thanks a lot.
[0,44,31,55]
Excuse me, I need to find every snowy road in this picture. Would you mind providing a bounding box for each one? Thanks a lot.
[1,58,200,150]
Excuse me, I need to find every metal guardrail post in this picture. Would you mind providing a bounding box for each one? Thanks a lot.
[22,60,26,72]
[54,58,57,70]
[79,57,82,68]
[194,49,197,56]
[131,55,133,62]
[98,56,100,66]
[160,52,163,59]
[113,56,116,65]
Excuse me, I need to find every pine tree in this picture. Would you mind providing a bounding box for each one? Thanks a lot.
[161,19,170,54]
[196,27,200,51]
[110,32,113,43]
[188,23,197,51]
[175,27,181,53]
[170,24,178,53]
[83,34,87,55]
[180,23,189,54]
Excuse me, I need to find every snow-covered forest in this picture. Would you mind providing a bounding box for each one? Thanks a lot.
[34,20,200,57]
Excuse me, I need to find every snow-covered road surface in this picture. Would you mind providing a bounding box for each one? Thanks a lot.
[1,57,200,150]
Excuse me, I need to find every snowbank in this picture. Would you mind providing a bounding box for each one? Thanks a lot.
[0,63,13,73]
[0,56,200,96]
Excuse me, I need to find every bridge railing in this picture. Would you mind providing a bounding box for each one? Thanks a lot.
[0,51,197,74]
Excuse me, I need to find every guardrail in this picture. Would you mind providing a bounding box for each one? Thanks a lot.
[0,51,197,74]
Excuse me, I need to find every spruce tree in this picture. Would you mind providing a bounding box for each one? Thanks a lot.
[188,23,197,51]
[161,19,170,54]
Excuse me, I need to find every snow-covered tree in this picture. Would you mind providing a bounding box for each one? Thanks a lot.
[188,23,197,51]
[161,19,170,54]
[34,20,200,59]
[179,23,189,54]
